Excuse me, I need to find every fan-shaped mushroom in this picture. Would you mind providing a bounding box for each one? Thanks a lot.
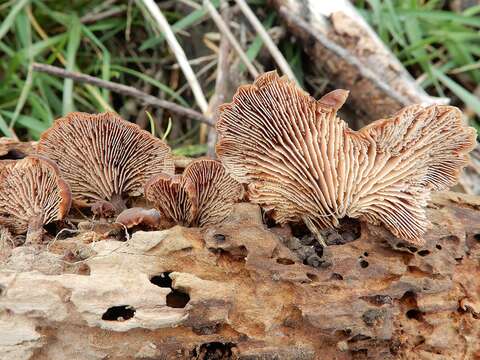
[216,72,477,245]
[145,159,242,227]
[37,112,174,215]
[0,155,71,244]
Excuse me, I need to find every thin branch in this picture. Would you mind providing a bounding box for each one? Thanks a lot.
[32,63,214,126]
[203,0,259,79]
[80,6,127,24]
[139,0,209,113]
[207,1,235,157]
[235,0,298,84]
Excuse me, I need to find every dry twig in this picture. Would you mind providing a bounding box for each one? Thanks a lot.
[138,0,210,143]
[203,0,259,79]
[32,63,214,126]
[80,6,127,24]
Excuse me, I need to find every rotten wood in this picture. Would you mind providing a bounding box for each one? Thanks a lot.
[1,191,479,359]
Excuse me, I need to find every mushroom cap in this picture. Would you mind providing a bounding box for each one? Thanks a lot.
[145,159,243,227]
[37,112,174,207]
[0,155,71,234]
[216,71,477,245]
[115,207,161,229]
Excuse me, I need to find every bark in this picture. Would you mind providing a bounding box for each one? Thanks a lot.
[0,191,479,359]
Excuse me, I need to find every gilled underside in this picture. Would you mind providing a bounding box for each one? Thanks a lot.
[37,112,175,208]
[145,159,242,227]
[216,72,477,245]
[145,174,197,227]
[0,156,71,234]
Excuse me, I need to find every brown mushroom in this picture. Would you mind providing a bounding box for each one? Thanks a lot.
[0,155,71,244]
[216,71,477,245]
[115,207,162,229]
[145,159,242,227]
[37,112,174,215]
[144,174,197,227]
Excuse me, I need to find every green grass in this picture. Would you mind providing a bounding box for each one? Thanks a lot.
[0,0,204,145]
[356,0,480,130]
[0,0,297,154]
[0,0,477,151]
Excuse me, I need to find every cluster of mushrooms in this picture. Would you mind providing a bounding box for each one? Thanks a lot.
[0,72,476,247]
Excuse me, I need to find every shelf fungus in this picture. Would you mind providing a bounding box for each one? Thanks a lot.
[216,71,477,246]
[145,159,243,227]
[37,112,174,216]
[0,155,71,243]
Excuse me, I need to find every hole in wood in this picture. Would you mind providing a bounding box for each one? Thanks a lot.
[102,305,135,321]
[166,290,190,308]
[276,257,295,265]
[150,272,172,288]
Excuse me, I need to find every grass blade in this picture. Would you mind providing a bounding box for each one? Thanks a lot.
[62,15,81,114]
[0,113,14,137]
[0,0,30,42]
[432,67,480,118]
[9,64,34,130]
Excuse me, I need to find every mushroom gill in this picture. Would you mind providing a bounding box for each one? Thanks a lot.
[144,174,197,227]
[37,112,174,215]
[216,71,477,245]
[0,155,71,244]
[145,159,242,227]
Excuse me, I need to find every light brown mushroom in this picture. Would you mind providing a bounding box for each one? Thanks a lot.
[115,207,162,229]
[37,112,174,216]
[216,71,477,246]
[0,155,71,244]
[144,174,197,227]
[145,159,242,227]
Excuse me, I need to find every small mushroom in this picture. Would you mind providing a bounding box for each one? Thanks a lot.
[115,207,162,229]
[145,159,242,227]
[0,155,71,244]
[37,112,174,215]
[144,174,197,227]
[216,71,477,245]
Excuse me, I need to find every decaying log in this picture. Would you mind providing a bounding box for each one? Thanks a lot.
[0,191,479,359]
[270,0,447,121]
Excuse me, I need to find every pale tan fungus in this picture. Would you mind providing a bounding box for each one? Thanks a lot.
[0,155,71,244]
[115,207,162,229]
[145,159,242,227]
[216,71,477,246]
[37,112,174,215]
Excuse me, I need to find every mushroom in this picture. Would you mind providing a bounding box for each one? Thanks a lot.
[145,159,242,227]
[115,207,162,229]
[144,173,197,227]
[216,71,477,246]
[0,155,71,244]
[37,112,174,216]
